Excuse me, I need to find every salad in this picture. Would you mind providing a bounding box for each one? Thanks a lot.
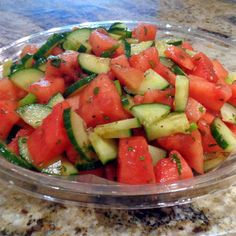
[0,22,236,185]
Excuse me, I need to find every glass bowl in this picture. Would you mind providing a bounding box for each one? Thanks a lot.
[1,21,236,209]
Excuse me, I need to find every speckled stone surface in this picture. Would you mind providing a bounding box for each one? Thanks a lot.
[1,0,236,235]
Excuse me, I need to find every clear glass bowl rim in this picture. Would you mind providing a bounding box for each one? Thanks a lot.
[1,20,236,209]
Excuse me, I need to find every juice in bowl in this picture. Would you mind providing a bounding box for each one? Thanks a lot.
[0,21,236,209]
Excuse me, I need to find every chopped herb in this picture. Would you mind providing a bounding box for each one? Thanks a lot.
[208,143,217,147]
[144,26,148,36]
[186,122,198,132]
[93,87,100,95]
[139,156,145,161]
[127,146,134,151]
[56,139,62,145]
[171,153,182,175]
[21,137,27,143]
[49,56,62,68]
[198,106,205,113]
[149,60,155,68]
[103,115,110,121]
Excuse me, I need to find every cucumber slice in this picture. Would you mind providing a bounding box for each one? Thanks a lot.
[18,93,37,107]
[47,93,64,108]
[128,69,169,95]
[64,74,97,98]
[88,132,118,165]
[33,33,64,60]
[162,38,183,46]
[130,41,154,55]
[225,72,236,85]
[21,54,34,68]
[76,160,102,171]
[114,80,122,95]
[148,145,166,166]
[155,40,169,57]
[34,57,47,72]
[2,59,13,77]
[109,22,128,31]
[146,113,190,140]
[171,65,186,75]
[131,103,171,126]
[17,104,52,128]
[121,39,131,57]
[18,136,34,167]
[174,75,189,112]
[121,94,134,113]
[63,28,92,52]
[63,108,95,161]
[126,69,169,95]
[159,57,174,68]
[221,103,236,124]
[211,118,236,152]
[100,129,132,139]
[108,33,122,40]
[10,68,44,90]
[0,142,32,169]
[204,154,227,172]
[78,53,110,74]
[41,157,78,176]
[94,118,141,136]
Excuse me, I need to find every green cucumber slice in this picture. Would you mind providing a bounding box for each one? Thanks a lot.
[17,104,52,128]
[88,132,118,165]
[64,74,97,98]
[131,103,171,126]
[76,160,102,171]
[18,93,37,107]
[18,136,34,167]
[128,69,169,95]
[10,68,44,90]
[41,157,78,176]
[33,33,65,60]
[63,28,92,52]
[146,113,190,140]
[114,80,122,95]
[0,142,32,169]
[78,53,110,74]
[130,41,154,55]
[47,93,64,108]
[211,118,236,152]
[162,38,183,46]
[155,40,169,57]
[148,145,166,166]
[159,57,174,68]
[225,72,236,85]
[2,59,13,77]
[101,129,132,138]
[63,108,95,161]
[94,118,141,136]
[171,65,186,75]
[174,75,189,112]
[221,103,236,125]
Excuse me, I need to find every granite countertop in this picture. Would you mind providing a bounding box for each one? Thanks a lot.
[1,0,236,235]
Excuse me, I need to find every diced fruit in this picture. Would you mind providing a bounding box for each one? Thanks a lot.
[118,136,155,184]
[77,74,129,127]
[165,46,194,70]
[29,77,65,104]
[111,65,145,90]
[185,97,206,122]
[132,23,157,42]
[28,102,69,166]
[212,59,228,82]
[157,130,204,174]
[189,75,232,111]
[191,52,218,83]
[0,101,19,140]
[154,150,193,184]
